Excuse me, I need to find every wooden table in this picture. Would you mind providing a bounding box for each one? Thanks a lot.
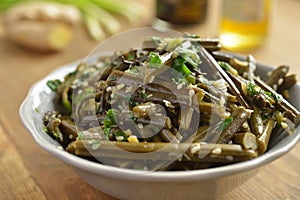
[1,0,300,199]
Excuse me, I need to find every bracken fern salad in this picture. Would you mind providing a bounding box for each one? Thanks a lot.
[43,33,300,171]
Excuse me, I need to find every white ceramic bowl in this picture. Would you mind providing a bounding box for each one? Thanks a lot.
[20,57,300,200]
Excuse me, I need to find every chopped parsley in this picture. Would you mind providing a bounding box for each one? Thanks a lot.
[218,61,238,76]
[174,45,201,69]
[126,52,136,61]
[34,107,40,113]
[148,52,162,68]
[46,79,62,91]
[138,92,148,100]
[127,65,140,74]
[129,96,137,107]
[43,125,49,133]
[172,57,196,84]
[103,109,127,141]
[272,92,282,103]
[108,74,117,81]
[104,109,116,128]
[246,82,260,96]
[172,57,191,77]
[151,36,162,46]
[219,117,233,131]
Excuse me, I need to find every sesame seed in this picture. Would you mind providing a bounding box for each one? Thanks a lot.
[190,144,201,154]
[110,93,115,98]
[282,67,288,73]
[124,129,132,136]
[224,112,231,118]
[106,86,112,92]
[278,78,284,85]
[212,147,222,155]
[125,86,133,93]
[147,94,153,98]
[281,122,288,129]
[148,75,155,83]
[77,89,83,95]
[242,122,248,129]
[116,136,124,141]
[177,83,183,90]
[82,81,88,87]
[240,112,247,119]
[267,71,272,76]
[116,83,125,90]
[225,155,234,161]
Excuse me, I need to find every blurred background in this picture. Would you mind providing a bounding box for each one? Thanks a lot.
[0,0,299,67]
[0,0,299,61]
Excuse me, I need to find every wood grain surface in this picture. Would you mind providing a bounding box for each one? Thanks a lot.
[0,0,300,199]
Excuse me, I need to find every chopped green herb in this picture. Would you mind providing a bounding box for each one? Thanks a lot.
[184,33,200,38]
[127,65,140,74]
[172,77,189,85]
[218,61,238,76]
[174,45,201,69]
[104,127,111,139]
[43,125,49,133]
[219,117,233,131]
[129,96,137,106]
[186,74,196,84]
[246,82,260,96]
[130,113,137,122]
[108,74,117,81]
[151,36,162,46]
[272,93,282,103]
[85,87,95,94]
[126,52,135,61]
[77,132,85,140]
[172,57,191,77]
[46,79,62,91]
[166,38,183,51]
[103,109,129,141]
[264,91,272,97]
[103,109,117,139]
[148,52,162,68]
[53,130,62,141]
[104,109,117,128]
[68,70,78,77]
[138,92,148,100]
[114,130,128,141]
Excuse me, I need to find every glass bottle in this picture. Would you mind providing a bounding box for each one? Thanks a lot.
[219,0,272,51]
[155,0,208,25]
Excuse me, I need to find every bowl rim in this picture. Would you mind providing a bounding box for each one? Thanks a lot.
[19,56,300,183]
